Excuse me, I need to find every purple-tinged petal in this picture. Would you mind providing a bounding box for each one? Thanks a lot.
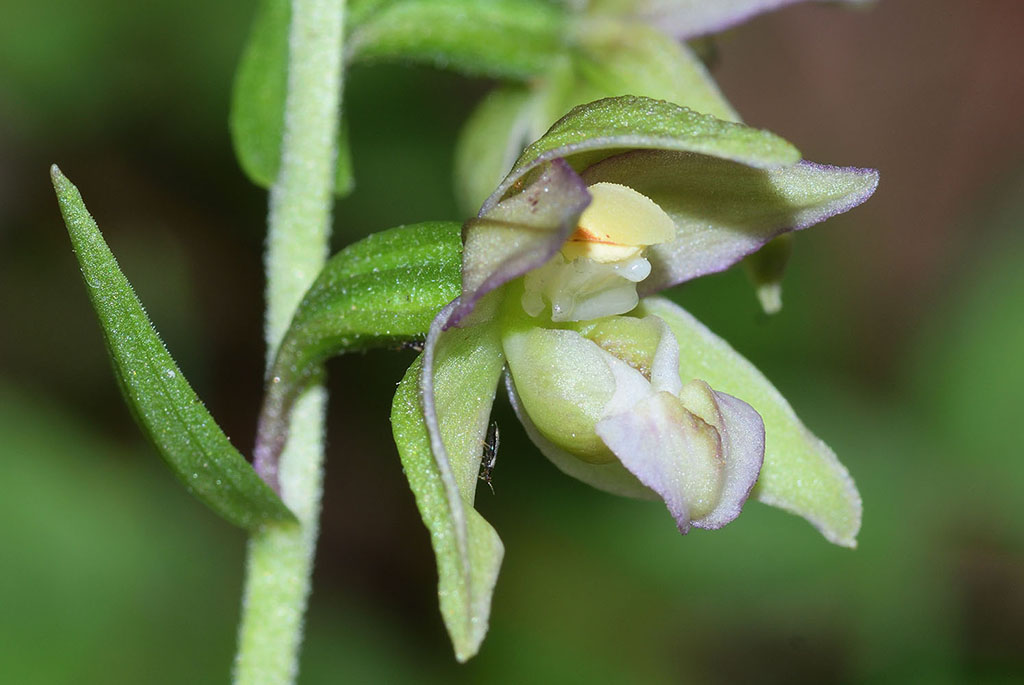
[578,150,878,293]
[690,389,765,530]
[610,0,873,40]
[596,391,724,533]
[452,159,591,327]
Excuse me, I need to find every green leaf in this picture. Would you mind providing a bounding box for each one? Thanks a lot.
[390,318,506,661]
[637,296,862,547]
[272,220,461,378]
[230,0,354,195]
[254,222,462,478]
[487,95,800,211]
[51,166,294,531]
[347,0,567,79]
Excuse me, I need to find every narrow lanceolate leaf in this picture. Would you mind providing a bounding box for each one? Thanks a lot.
[254,222,462,486]
[580,152,879,292]
[637,296,862,547]
[51,166,294,530]
[588,0,873,39]
[390,311,506,661]
[230,0,354,194]
[347,0,567,79]
[484,96,799,212]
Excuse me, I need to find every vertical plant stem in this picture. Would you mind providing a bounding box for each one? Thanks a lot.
[234,0,345,683]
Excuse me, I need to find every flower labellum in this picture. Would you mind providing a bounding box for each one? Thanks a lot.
[504,312,765,533]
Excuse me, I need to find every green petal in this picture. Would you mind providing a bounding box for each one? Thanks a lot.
[637,296,862,547]
[391,308,507,661]
[486,95,799,212]
[348,0,567,79]
[255,221,462,486]
[503,325,618,463]
[52,166,294,530]
[229,0,353,195]
[508,375,655,500]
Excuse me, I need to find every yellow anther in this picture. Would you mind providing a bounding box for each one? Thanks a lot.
[560,182,675,263]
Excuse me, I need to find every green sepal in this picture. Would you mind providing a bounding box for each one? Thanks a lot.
[51,166,295,531]
[390,321,506,662]
[487,95,799,210]
[637,296,861,547]
[229,0,354,195]
[254,222,462,478]
[347,0,567,79]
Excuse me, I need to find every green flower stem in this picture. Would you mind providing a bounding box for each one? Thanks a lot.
[234,0,346,682]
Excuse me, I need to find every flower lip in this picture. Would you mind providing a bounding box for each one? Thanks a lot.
[502,313,766,533]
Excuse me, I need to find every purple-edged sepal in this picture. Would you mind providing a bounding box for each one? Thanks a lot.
[390,299,508,661]
[454,159,591,327]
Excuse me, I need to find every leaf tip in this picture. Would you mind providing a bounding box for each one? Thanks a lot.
[50,163,71,194]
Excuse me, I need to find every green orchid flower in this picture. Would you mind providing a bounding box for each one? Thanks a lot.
[391,95,877,660]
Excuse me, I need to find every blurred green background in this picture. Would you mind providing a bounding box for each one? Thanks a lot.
[2,0,1023,682]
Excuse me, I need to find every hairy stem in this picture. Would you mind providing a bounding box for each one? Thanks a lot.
[234,0,346,682]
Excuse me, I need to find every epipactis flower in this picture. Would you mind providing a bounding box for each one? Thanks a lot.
[456,0,873,313]
[391,96,876,660]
